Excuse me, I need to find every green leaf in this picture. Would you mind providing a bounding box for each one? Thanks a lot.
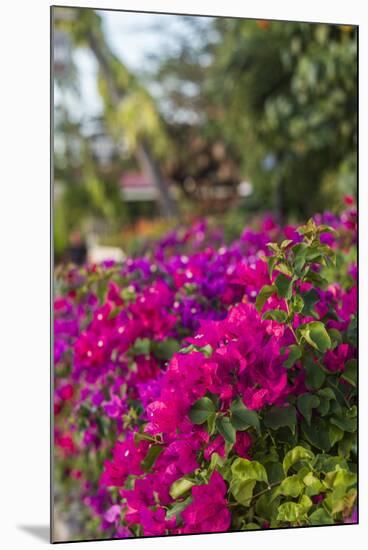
[207,412,217,435]
[231,458,268,484]
[255,490,280,520]
[277,502,306,522]
[166,496,192,520]
[275,262,293,276]
[328,328,343,346]
[346,317,357,347]
[265,461,284,485]
[303,472,323,496]
[338,432,356,458]
[262,309,288,323]
[134,432,158,444]
[291,294,304,314]
[242,522,261,530]
[324,486,348,515]
[341,359,357,387]
[230,458,268,507]
[255,284,276,311]
[304,269,328,288]
[308,508,333,525]
[217,415,236,444]
[267,242,280,253]
[189,397,216,425]
[132,338,151,356]
[317,224,337,235]
[208,451,224,473]
[305,359,326,390]
[169,477,195,499]
[281,239,293,249]
[141,445,164,471]
[330,414,357,433]
[230,398,260,432]
[278,475,304,498]
[275,273,293,300]
[299,494,313,511]
[230,478,256,506]
[283,446,315,475]
[297,219,317,237]
[316,387,336,400]
[329,425,344,447]
[300,321,332,353]
[301,419,331,451]
[293,243,307,274]
[316,387,335,415]
[284,345,302,369]
[297,394,320,425]
[152,339,180,360]
[264,405,297,433]
[267,256,278,278]
[180,344,213,357]
[300,289,319,317]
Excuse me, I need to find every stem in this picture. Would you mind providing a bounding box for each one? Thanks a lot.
[228,479,283,508]
[285,300,299,344]
[251,480,282,501]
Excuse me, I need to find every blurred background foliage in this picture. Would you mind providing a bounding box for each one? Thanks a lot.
[53,8,357,261]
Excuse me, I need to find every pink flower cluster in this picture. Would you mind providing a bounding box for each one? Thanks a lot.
[54,207,357,538]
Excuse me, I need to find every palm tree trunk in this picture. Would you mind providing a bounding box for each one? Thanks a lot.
[86,29,177,219]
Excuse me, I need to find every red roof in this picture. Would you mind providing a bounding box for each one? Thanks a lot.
[120,171,155,189]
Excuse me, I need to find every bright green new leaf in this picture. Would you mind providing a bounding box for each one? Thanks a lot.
[303,472,323,496]
[231,458,268,484]
[278,475,304,498]
[277,502,306,523]
[169,477,195,499]
[283,446,315,475]
[230,478,256,507]
[242,522,261,530]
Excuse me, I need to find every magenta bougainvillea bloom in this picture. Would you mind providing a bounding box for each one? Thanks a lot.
[54,206,357,539]
[180,472,231,534]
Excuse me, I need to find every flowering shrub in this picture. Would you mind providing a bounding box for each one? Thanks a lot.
[54,208,357,540]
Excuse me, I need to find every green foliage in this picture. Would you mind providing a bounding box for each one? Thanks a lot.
[230,459,268,506]
[189,397,216,425]
[169,477,196,499]
[264,405,297,433]
[213,224,359,528]
[230,398,260,432]
[217,415,236,445]
[206,20,357,217]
